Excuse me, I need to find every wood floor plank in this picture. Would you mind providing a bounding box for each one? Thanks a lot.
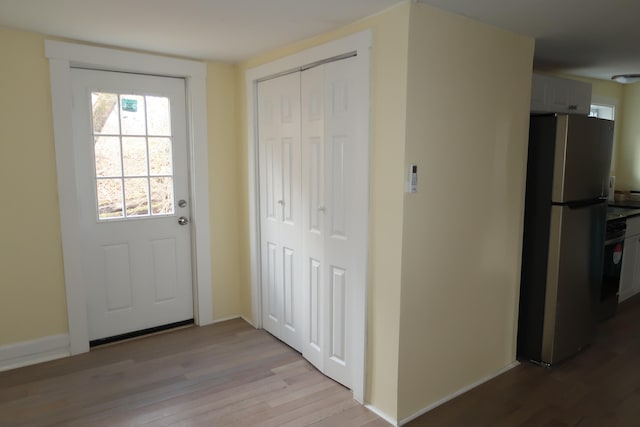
[7,294,640,426]
[0,318,384,426]
[406,294,640,426]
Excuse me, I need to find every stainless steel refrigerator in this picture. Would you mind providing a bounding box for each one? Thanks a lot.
[518,113,614,366]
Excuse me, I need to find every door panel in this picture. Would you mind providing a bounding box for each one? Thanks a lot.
[300,56,366,389]
[266,241,279,324]
[264,140,278,221]
[309,258,322,352]
[321,57,364,387]
[258,73,302,352]
[151,238,178,302]
[330,266,347,364]
[308,138,324,233]
[329,136,348,237]
[103,244,132,311]
[71,68,193,341]
[283,247,296,332]
[301,65,326,370]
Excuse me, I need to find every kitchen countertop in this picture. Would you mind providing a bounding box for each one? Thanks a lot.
[607,204,640,222]
[609,199,640,209]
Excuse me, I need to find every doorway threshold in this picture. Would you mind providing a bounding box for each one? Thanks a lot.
[89,319,194,348]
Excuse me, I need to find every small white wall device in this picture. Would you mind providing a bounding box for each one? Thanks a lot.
[407,164,417,193]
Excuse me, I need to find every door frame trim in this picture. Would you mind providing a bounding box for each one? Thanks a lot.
[245,30,371,403]
[45,40,213,355]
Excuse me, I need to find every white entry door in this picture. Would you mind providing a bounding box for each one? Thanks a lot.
[71,68,194,342]
[257,72,303,352]
[257,56,367,390]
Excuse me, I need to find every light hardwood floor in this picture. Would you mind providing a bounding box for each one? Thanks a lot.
[406,294,640,426]
[5,294,640,427]
[0,320,387,427]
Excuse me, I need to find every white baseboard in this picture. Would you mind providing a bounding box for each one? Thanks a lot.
[239,315,257,328]
[398,361,520,426]
[211,315,241,324]
[619,289,638,303]
[0,334,70,372]
[365,404,397,426]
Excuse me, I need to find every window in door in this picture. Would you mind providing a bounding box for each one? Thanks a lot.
[91,92,175,220]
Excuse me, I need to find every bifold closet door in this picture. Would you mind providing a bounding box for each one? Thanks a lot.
[257,73,303,352]
[257,56,366,390]
[301,56,366,389]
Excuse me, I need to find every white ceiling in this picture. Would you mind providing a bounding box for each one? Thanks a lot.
[0,0,404,61]
[415,0,640,81]
[0,0,638,80]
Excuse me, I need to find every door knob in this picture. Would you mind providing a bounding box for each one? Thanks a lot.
[178,216,189,226]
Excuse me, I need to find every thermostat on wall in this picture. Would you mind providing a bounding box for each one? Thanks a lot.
[407,164,417,193]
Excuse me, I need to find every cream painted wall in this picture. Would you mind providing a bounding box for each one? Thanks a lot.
[236,2,411,418]
[0,27,242,347]
[206,62,242,320]
[397,3,534,420]
[0,27,68,346]
[618,82,640,190]
[0,5,540,423]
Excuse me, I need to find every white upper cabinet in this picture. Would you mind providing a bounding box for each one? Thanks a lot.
[531,73,592,115]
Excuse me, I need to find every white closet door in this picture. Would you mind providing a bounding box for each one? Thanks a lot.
[302,56,367,389]
[301,64,325,370]
[257,73,303,352]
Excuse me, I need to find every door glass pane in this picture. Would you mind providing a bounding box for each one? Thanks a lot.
[124,178,149,216]
[150,177,174,214]
[94,136,122,177]
[149,137,173,175]
[92,93,119,135]
[146,96,171,136]
[122,137,148,176]
[90,91,176,220]
[97,179,124,219]
[120,95,146,135]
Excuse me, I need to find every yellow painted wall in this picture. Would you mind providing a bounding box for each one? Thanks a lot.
[0,27,242,346]
[0,5,540,423]
[618,82,640,190]
[397,3,534,419]
[206,62,242,319]
[589,78,625,102]
[0,27,68,346]
[236,2,412,418]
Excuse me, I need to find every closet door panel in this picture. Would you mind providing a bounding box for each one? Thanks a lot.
[322,56,365,389]
[257,73,302,352]
[301,65,326,370]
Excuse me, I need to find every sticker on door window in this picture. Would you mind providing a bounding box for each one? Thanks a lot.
[121,98,138,112]
[91,92,174,220]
